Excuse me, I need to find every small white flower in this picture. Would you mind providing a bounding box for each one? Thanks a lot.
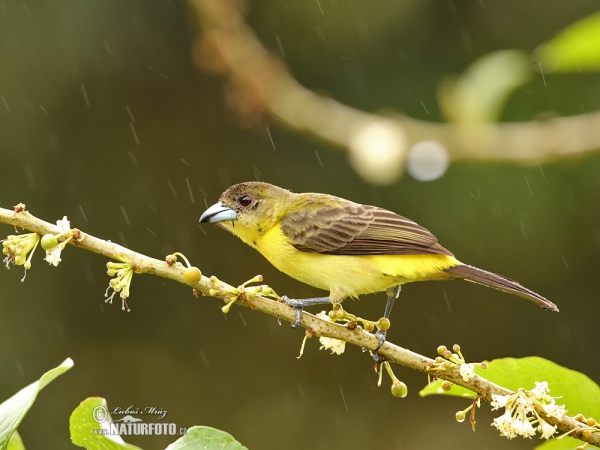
[459,363,475,382]
[492,410,515,438]
[542,399,566,419]
[316,311,346,354]
[514,415,536,438]
[538,419,557,440]
[491,393,509,410]
[44,247,62,266]
[319,336,346,355]
[531,381,550,400]
[56,216,71,233]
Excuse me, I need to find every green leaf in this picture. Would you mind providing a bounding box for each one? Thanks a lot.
[421,357,600,446]
[6,431,24,450]
[536,10,600,72]
[439,50,532,122]
[70,397,142,450]
[165,426,248,450]
[534,435,582,450]
[0,358,74,450]
[421,357,600,415]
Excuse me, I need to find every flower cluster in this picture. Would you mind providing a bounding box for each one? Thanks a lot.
[208,274,280,313]
[429,344,485,383]
[105,255,135,312]
[2,216,79,281]
[315,311,346,355]
[2,232,40,279]
[41,216,75,266]
[491,381,566,440]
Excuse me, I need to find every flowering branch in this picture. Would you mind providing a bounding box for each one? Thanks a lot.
[1,204,598,447]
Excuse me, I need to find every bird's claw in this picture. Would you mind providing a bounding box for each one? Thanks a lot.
[281,295,303,327]
[373,329,387,362]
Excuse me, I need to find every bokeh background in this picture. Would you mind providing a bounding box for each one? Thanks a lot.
[1,1,599,449]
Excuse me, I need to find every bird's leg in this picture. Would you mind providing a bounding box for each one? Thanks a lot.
[280,296,332,327]
[373,285,401,361]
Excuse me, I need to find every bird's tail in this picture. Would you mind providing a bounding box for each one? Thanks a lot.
[444,264,558,311]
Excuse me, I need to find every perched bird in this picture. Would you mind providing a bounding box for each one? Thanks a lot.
[200,182,558,343]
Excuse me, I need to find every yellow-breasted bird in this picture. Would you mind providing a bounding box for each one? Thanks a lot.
[200,182,558,345]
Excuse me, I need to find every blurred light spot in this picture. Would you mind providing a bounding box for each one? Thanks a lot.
[406,140,449,181]
[349,120,406,185]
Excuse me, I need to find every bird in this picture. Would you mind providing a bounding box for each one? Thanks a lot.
[199,181,558,348]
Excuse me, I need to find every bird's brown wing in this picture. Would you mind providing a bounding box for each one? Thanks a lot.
[281,203,453,256]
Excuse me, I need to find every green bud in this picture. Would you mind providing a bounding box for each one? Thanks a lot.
[183,267,202,286]
[437,345,447,356]
[455,410,466,422]
[40,234,59,251]
[391,382,408,398]
[376,317,391,331]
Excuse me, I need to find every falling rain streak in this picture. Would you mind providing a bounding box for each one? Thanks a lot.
[186,177,195,204]
[81,84,90,106]
[120,205,131,225]
[167,180,178,197]
[339,386,348,411]
[525,177,532,194]
[130,123,140,146]
[314,150,324,167]
[266,127,275,149]
[1,96,9,112]
[78,205,88,221]
[275,35,286,58]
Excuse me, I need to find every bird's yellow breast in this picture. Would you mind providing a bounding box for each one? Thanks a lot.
[253,223,460,302]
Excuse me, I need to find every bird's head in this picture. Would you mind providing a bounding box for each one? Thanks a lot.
[199,182,293,243]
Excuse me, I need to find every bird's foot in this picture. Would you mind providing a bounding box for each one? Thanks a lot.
[280,295,332,328]
[373,328,387,362]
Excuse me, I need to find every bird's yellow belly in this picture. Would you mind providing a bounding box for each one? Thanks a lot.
[255,225,459,302]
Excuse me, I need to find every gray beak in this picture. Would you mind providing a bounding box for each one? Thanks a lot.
[199,202,238,223]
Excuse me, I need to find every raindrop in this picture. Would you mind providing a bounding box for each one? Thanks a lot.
[103,39,112,55]
[147,202,157,213]
[118,230,128,247]
[147,228,156,236]
[275,36,286,58]
[266,126,275,149]
[239,312,247,326]
[129,122,140,146]
[1,96,9,112]
[316,0,324,15]
[80,84,90,107]
[126,105,135,123]
[126,150,138,166]
[39,105,47,114]
[199,350,210,368]
[524,177,532,194]
[442,289,452,312]
[119,205,130,225]
[185,177,195,204]
[339,386,348,411]
[420,100,429,115]
[314,150,324,168]
[167,180,178,197]
[24,164,36,189]
[78,205,88,221]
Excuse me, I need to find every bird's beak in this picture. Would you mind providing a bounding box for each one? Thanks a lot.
[199,202,237,223]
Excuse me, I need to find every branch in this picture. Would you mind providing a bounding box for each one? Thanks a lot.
[1,205,598,447]
[187,0,600,184]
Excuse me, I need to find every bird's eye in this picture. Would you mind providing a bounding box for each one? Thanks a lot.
[239,195,252,206]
